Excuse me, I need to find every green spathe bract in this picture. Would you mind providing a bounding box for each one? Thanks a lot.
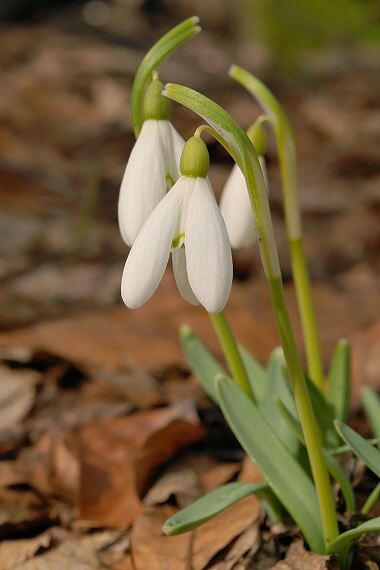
[131,16,200,138]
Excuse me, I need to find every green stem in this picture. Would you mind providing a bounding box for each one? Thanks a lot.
[209,311,255,401]
[229,66,324,391]
[290,238,324,389]
[268,276,339,548]
[279,144,324,391]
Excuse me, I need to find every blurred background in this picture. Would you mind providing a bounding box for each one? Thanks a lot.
[0,0,380,351]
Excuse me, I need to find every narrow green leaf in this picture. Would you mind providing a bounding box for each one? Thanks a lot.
[264,349,300,455]
[179,325,224,403]
[131,17,200,137]
[361,480,380,515]
[216,375,325,553]
[275,400,355,511]
[274,396,304,443]
[326,339,351,423]
[362,386,380,444]
[323,451,356,513]
[305,373,340,448]
[237,345,267,405]
[330,440,379,457]
[327,516,380,565]
[334,420,380,478]
[162,481,268,535]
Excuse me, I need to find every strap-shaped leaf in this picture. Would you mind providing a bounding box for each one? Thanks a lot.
[275,398,355,511]
[361,386,380,444]
[326,339,351,423]
[264,349,299,455]
[334,420,380,478]
[327,516,380,566]
[179,325,224,403]
[162,481,268,535]
[237,345,267,405]
[323,451,356,513]
[361,480,380,515]
[216,375,324,554]
[304,373,340,449]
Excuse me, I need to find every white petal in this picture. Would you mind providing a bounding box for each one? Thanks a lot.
[118,120,166,246]
[121,183,181,309]
[219,163,257,248]
[172,248,199,306]
[185,178,233,313]
[171,177,195,249]
[220,157,269,249]
[157,121,185,190]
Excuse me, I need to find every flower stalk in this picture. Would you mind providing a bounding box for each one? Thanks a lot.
[229,65,324,391]
[209,311,254,401]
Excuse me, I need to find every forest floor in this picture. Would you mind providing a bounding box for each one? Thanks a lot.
[0,3,379,569]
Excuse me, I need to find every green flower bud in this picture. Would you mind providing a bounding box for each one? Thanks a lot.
[180,136,210,178]
[143,78,172,121]
[247,121,267,156]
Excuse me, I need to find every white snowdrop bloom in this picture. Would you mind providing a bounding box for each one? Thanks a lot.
[220,121,268,248]
[118,78,184,246]
[220,156,268,248]
[121,136,233,314]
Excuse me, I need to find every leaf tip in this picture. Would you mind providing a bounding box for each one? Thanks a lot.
[161,521,175,536]
[228,64,238,77]
[189,15,200,25]
[179,323,193,339]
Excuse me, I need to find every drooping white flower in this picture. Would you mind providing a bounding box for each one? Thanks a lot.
[220,121,268,248]
[121,136,233,314]
[220,156,268,248]
[118,78,184,246]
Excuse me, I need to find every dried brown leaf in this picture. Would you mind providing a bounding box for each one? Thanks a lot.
[191,495,262,570]
[0,278,276,375]
[131,495,261,570]
[351,317,380,408]
[144,454,241,511]
[0,366,38,432]
[143,460,201,508]
[0,461,25,488]
[131,504,192,570]
[8,530,122,570]
[78,401,204,528]
[209,524,261,569]
[17,430,80,503]
[0,531,52,570]
[0,487,51,537]
[270,540,337,570]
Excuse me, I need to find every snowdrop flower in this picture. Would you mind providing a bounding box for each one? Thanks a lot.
[121,135,233,314]
[118,76,185,246]
[220,122,268,248]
